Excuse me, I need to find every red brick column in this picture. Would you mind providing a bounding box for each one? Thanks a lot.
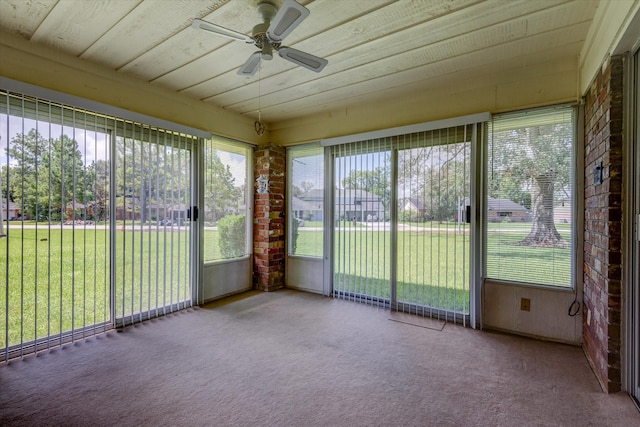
[583,55,623,393]
[253,143,286,291]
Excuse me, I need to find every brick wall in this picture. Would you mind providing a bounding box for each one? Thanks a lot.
[583,55,623,393]
[253,143,286,291]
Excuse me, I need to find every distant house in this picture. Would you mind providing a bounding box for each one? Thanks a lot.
[458,197,528,222]
[297,188,385,222]
[335,189,385,222]
[291,196,320,221]
[65,201,87,221]
[399,197,426,217]
[2,200,21,220]
[114,195,141,221]
[486,198,528,222]
[295,189,324,222]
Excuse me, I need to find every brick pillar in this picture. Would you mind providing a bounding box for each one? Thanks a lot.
[583,55,623,393]
[253,143,286,291]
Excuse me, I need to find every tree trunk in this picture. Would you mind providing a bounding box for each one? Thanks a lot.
[517,171,567,248]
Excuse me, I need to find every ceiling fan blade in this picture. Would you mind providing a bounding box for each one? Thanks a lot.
[278,47,328,73]
[266,0,310,43]
[238,52,263,76]
[192,18,253,43]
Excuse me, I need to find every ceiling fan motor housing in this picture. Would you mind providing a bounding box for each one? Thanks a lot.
[252,22,274,60]
[257,2,278,22]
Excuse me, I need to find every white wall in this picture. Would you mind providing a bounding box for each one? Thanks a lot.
[286,257,323,294]
[483,281,582,344]
[203,257,253,302]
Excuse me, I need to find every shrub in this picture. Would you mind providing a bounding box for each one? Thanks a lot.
[217,214,246,258]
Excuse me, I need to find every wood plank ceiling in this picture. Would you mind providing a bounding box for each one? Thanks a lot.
[0,0,598,124]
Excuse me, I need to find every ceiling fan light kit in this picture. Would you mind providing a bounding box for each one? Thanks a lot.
[192,0,328,76]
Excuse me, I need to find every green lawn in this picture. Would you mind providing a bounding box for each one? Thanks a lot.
[296,223,572,312]
[331,228,471,312]
[2,222,571,348]
[1,227,190,348]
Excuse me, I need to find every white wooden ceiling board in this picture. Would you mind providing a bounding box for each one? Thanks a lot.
[266,58,577,123]
[272,50,580,132]
[220,7,593,116]
[207,0,577,112]
[119,1,257,81]
[242,22,590,120]
[0,0,57,38]
[30,0,142,56]
[80,0,228,70]
[154,0,397,91]
[0,0,600,126]
[181,0,484,100]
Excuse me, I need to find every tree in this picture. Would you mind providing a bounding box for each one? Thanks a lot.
[300,180,315,193]
[342,166,391,209]
[398,142,470,222]
[3,130,87,221]
[114,137,192,223]
[86,159,110,221]
[47,134,86,220]
[490,123,572,247]
[4,129,49,219]
[204,148,242,221]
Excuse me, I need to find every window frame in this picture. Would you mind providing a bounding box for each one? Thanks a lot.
[201,136,253,264]
[484,104,578,290]
[286,143,325,259]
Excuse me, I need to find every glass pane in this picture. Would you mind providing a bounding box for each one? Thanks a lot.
[396,128,471,315]
[487,107,574,287]
[114,127,193,323]
[333,141,391,302]
[288,145,324,257]
[203,138,249,262]
[1,94,112,349]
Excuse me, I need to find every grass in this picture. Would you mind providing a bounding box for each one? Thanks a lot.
[295,222,572,312]
[332,228,471,312]
[1,227,191,348]
[2,221,572,348]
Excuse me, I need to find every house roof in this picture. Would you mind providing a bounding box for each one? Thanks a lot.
[291,196,318,211]
[403,198,425,210]
[2,201,20,210]
[486,198,528,212]
[299,189,380,203]
[461,197,527,212]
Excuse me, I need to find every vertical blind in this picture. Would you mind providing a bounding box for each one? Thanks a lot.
[1,91,195,361]
[486,106,575,287]
[114,121,194,327]
[396,126,471,318]
[333,139,392,305]
[331,125,473,321]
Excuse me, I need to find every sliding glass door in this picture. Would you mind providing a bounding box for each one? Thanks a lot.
[113,124,195,326]
[331,124,475,321]
[1,91,197,360]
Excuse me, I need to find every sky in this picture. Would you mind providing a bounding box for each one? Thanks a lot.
[1,113,109,167]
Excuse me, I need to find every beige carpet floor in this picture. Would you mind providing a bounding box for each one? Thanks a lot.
[1,289,638,426]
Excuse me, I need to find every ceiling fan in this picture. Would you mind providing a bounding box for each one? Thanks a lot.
[192,0,328,76]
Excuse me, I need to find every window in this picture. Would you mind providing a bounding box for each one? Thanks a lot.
[486,106,575,287]
[1,90,196,360]
[287,144,324,257]
[203,138,251,262]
